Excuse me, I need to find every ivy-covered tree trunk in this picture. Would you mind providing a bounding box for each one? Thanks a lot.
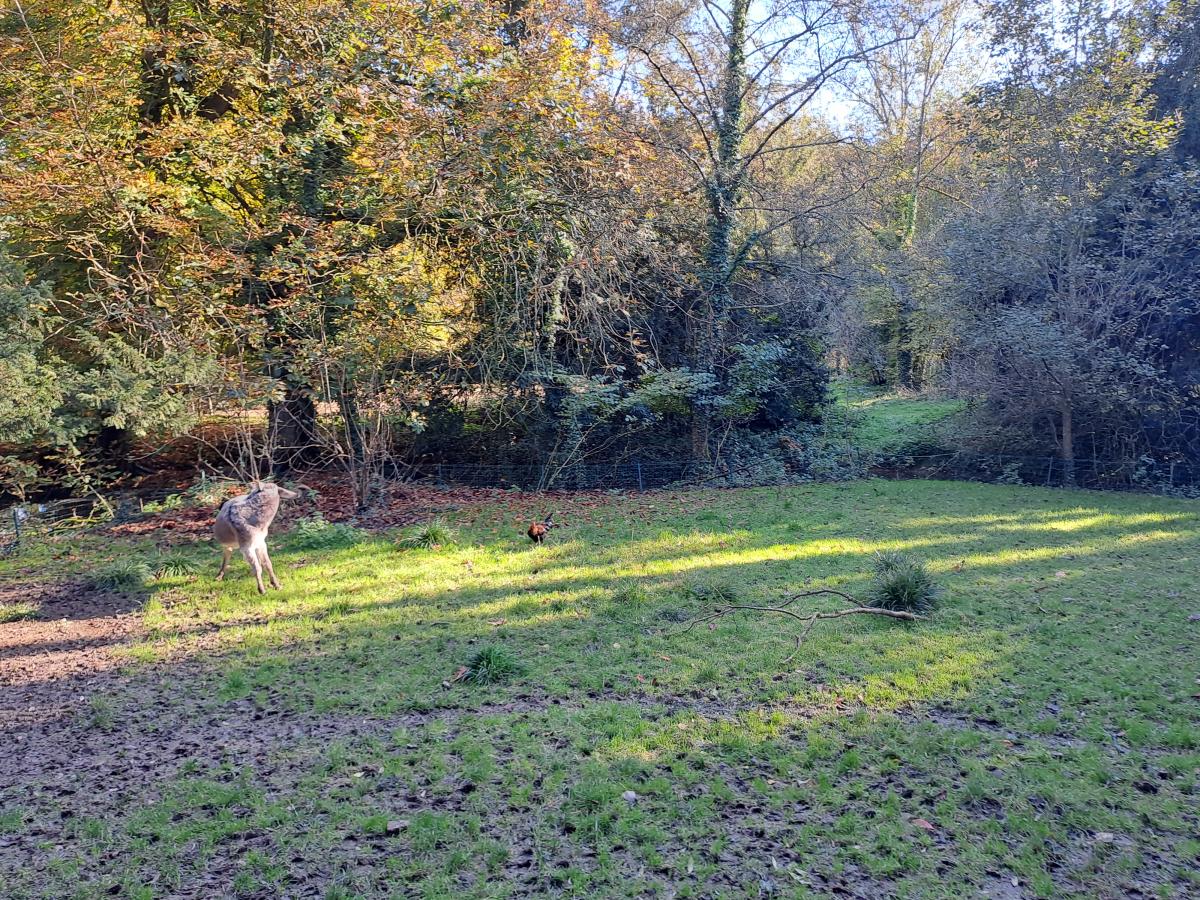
[691,0,749,470]
[1060,402,1075,487]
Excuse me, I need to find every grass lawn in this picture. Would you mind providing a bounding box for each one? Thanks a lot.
[831,379,966,453]
[1,480,1198,898]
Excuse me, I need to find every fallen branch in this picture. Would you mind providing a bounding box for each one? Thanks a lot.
[676,589,926,663]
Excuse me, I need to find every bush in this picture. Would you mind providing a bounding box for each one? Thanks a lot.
[866,551,939,614]
[91,559,153,591]
[396,519,456,550]
[287,514,365,551]
[712,417,869,488]
[460,645,525,685]
[154,550,200,579]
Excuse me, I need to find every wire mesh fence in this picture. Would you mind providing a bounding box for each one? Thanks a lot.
[2,448,1195,554]
[874,451,1200,496]
[399,450,1200,496]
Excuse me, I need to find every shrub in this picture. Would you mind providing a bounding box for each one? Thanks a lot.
[866,551,940,614]
[460,646,525,685]
[154,550,200,579]
[91,559,152,591]
[288,514,365,551]
[396,519,456,550]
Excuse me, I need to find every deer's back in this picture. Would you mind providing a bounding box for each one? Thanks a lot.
[214,491,280,547]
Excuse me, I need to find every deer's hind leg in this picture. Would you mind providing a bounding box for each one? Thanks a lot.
[242,544,266,594]
[258,544,281,589]
[216,547,232,581]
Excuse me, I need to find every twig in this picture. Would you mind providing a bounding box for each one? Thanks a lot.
[675,589,926,663]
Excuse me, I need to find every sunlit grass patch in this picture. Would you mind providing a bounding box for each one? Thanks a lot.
[0,600,38,622]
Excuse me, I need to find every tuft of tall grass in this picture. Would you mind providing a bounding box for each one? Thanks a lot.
[153,550,200,579]
[460,646,525,685]
[396,520,456,550]
[288,515,365,551]
[0,602,38,623]
[682,578,740,605]
[91,559,152,592]
[866,551,940,614]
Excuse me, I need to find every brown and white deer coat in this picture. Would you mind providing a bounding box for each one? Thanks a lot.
[214,482,299,593]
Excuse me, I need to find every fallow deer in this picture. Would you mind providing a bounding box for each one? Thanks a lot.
[214,482,301,593]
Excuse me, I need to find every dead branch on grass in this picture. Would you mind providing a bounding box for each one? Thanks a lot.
[676,589,927,663]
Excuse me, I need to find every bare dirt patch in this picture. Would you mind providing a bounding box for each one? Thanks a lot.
[0,579,144,728]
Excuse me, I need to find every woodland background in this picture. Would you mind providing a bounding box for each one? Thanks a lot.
[2,0,1199,508]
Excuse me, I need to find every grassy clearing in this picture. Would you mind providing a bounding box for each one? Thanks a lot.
[2,480,1199,898]
[832,379,966,453]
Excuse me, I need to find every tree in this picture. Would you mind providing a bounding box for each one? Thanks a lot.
[937,0,1200,484]
[1,0,666,489]
[615,0,917,466]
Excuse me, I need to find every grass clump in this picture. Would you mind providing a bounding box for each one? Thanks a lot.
[460,645,525,685]
[866,551,940,614]
[153,550,200,579]
[0,601,38,623]
[683,578,740,605]
[287,514,365,551]
[91,559,153,592]
[611,581,652,605]
[396,519,456,550]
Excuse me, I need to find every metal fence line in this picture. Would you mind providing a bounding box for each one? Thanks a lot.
[2,449,1195,552]
[396,451,1199,495]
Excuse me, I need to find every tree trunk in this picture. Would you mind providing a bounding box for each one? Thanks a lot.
[268,384,317,476]
[691,0,749,471]
[1060,403,1075,487]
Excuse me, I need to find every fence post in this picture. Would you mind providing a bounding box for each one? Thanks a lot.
[636,459,644,492]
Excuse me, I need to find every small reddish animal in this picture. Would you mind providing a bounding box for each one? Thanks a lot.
[527,512,557,544]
